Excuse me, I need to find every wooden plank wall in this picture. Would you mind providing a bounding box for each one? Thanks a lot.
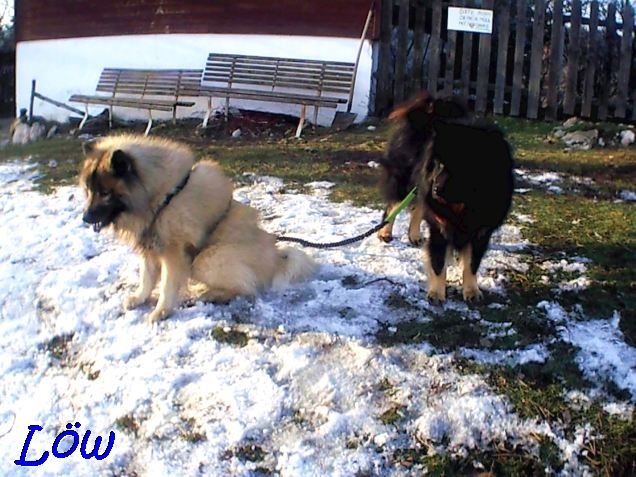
[374,0,636,121]
[16,0,380,42]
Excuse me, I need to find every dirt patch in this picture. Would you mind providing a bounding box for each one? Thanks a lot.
[105,110,342,146]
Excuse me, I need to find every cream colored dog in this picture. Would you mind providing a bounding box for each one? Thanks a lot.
[80,134,315,323]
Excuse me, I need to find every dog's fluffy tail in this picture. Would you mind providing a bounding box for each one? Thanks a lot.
[271,247,316,291]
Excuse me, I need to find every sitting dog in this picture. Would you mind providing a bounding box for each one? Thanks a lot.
[80,134,315,323]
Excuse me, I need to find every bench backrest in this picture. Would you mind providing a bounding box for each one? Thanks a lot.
[203,54,356,98]
[95,68,203,97]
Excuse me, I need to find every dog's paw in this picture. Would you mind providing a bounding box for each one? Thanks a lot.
[146,307,169,324]
[462,286,483,302]
[124,293,147,310]
[408,235,424,247]
[377,232,394,243]
[427,289,446,304]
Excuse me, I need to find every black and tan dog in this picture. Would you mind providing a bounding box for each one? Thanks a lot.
[377,91,467,245]
[80,134,315,323]
[378,92,514,302]
[419,119,514,302]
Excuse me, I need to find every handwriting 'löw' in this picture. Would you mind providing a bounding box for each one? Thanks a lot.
[15,423,115,467]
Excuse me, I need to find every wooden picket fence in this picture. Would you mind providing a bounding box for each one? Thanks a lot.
[373,0,636,121]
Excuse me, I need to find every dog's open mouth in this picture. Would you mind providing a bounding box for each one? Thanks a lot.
[83,208,121,233]
[83,216,110,233]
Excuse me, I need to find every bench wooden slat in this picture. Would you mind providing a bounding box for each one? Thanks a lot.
[202,53,356,107]
[198,87,346,106]
[69,68,203,134]
[207,53,356,68]
[199,53,358,137]
[69,94,194,112]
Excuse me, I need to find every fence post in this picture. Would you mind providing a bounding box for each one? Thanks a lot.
[475,0,494,113]
[546,0,564,120]
[494,1,511,115]
[411,3,427,94]
[427,1,442,93]
[581,0,599,118]
[510,0,527,116]
[374,0,393,115]
[394,0,410,104]
[598,2,616,120]
[563,0,581,116]
[527,0,545,119]
[615,1,634,119]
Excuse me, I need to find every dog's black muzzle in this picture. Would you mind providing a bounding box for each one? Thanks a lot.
[83,200,125,233]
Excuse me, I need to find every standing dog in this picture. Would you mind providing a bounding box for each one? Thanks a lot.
[80,134,315,323]
[377,91,467,245]
[418,118,514,303]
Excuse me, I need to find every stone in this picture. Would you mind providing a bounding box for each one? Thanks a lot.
[29,122,46,142]
[619,129,635,147]
[561,129,598,150]
[11,123,30,145]
[46,125,58,139]
[562,117,579,129]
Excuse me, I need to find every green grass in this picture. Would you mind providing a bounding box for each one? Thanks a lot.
[0,137,84,192]
[1,116,635,476]
[209,326,250,347]
[514,192,636,340]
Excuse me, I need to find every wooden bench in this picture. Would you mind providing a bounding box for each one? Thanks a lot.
[200,53,357,137]
[69,68,202,135]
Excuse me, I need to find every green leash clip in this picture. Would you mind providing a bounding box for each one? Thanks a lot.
[384,187,418,223]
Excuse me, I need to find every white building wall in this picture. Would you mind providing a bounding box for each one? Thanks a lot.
[15,34,373,127]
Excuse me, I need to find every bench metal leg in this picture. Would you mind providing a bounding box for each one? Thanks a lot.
[202,97,212,128]
[225,97,230,121]
[144,110,153,136]
[78,104,89,130]
[295,105,307,139]
[313,106,319,126]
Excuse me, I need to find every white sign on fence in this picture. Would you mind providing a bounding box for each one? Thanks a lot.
[447,7,493,34]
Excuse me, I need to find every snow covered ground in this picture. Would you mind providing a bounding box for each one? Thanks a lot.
[0,161,634,476]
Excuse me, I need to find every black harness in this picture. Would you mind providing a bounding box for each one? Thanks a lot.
[140,170,191,248]
[139,170,233,253]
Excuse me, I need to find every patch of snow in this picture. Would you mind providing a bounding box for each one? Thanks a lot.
[0,162,632,476]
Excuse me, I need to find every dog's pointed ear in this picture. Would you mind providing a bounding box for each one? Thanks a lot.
[82,139,99,157]
[110,149,134,177]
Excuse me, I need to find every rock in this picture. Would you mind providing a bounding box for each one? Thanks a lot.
[562,117,579,129]
[29,122,46,142]
[619,129,635,147]
[561,129,598,150]
[231,128,242,138]
[46,125,58,139]
[552,128,566,139]
[11,123,30,145]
